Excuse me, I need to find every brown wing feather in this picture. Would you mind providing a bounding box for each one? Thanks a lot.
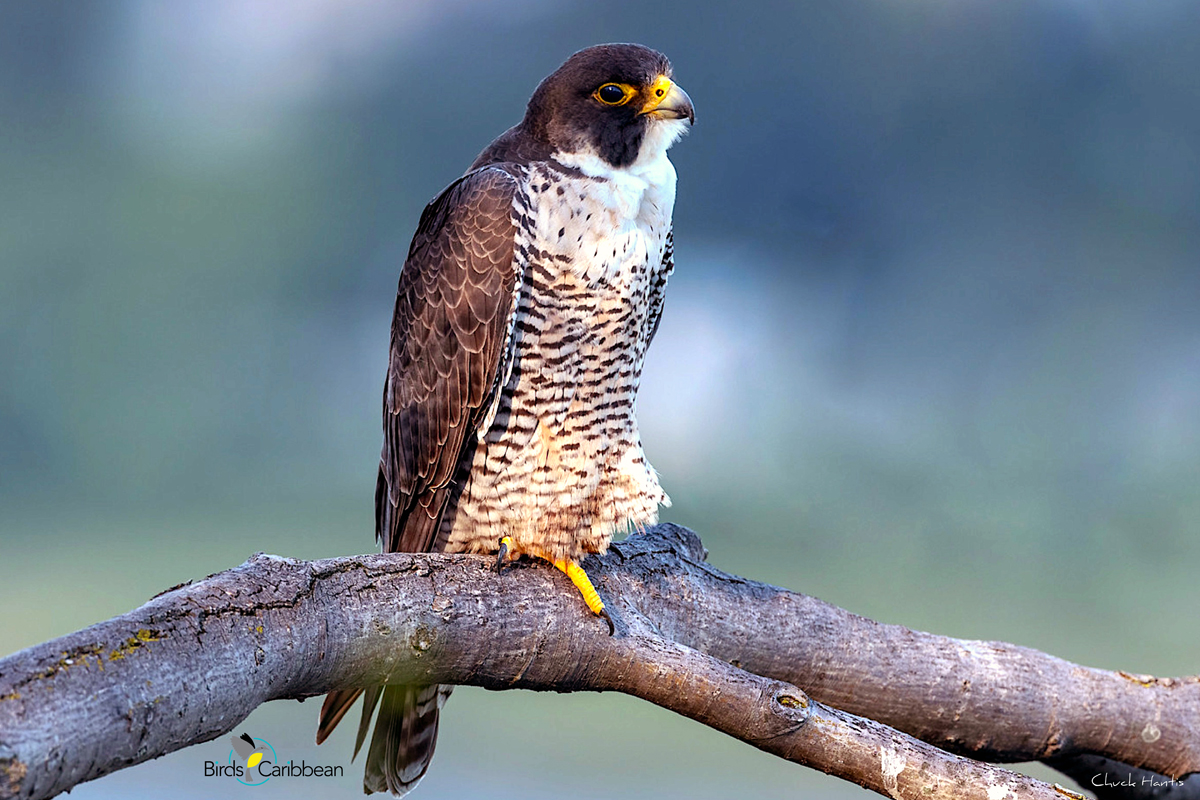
[318,166,521,796]
[378,166,521,555]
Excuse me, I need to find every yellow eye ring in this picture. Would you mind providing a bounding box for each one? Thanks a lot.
[594,83,634,106]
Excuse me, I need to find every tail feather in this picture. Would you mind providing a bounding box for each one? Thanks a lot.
[364,684,447,796]
[316,688,363,745]
[355,685,384,760]
[317,684,450,796]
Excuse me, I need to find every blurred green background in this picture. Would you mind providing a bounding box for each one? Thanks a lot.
[2,1,1198,797]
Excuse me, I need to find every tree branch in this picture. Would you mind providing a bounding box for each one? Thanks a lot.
[603,527,1199,787]
[0,524,1194,800]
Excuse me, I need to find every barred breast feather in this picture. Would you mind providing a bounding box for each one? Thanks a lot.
[436,155,675,563]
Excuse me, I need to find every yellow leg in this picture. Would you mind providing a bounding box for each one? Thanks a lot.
[552,559,606,616]
[494,536,513,573]
[493,538,613,633]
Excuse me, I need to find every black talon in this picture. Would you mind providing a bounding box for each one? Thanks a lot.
[600,608,615,636]
[494,538,509,574]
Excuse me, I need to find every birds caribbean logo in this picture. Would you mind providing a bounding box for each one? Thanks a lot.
[229,732,275,786]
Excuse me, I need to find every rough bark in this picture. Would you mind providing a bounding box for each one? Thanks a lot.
[0,524,1194,800]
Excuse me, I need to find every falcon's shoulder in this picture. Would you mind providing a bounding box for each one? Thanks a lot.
[378,165,524,554]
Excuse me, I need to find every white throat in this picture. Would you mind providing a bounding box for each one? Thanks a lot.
[553,118,688,223]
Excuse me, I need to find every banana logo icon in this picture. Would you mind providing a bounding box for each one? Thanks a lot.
[230,732,268,770]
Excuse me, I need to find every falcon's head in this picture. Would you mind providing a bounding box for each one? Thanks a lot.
[523,43,694,170]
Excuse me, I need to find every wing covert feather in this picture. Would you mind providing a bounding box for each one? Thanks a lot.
[378,166,521,554]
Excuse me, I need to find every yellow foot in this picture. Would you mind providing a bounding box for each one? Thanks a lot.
[552,559,615,636]
[494,536,513,573]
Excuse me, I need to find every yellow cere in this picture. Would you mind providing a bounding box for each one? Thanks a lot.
[641,76,675,113]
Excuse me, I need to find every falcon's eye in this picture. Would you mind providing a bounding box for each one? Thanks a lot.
[595,83,634,106]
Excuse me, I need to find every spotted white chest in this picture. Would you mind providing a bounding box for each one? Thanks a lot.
[440,150,678,562]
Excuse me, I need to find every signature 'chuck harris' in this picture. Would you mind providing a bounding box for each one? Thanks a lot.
[315,43,694,796]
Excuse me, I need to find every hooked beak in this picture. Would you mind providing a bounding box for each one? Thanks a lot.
[640,76,695,124]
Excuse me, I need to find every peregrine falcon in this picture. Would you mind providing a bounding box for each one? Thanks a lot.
[315,43,694,795]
